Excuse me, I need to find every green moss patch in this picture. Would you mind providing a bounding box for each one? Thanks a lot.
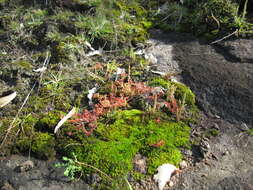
[61,109,190,177]
[247,129,253,136]
[149,77,196,107]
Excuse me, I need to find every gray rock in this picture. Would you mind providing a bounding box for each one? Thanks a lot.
[216,39,253,63]
[133,153,147,174]
[15,160,34,173]
[0,155,92,190]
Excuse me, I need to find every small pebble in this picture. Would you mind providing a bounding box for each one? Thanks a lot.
[222,151,229,156]
[183,149,192,156]
[169,181,174,187]
[213,123,219,130]
[179,160,188,169]
[240,123,249,131]
[1,181,15,190]
[214,114,221,119]
[133,154,147,174]
[15,160,34,172]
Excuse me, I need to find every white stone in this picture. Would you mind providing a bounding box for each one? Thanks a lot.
[179,160,188,169]
[153,163,178,190]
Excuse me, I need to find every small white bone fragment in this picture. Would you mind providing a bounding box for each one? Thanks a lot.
[54,107,76,134]
[179,160,188,169]
[144,53,157,64]
[154,163,179,190]
[85,41,95,51]
[151,70,166,76]
[169,181,174,187]
[0,91,17,108]
[87,87,98,105]
[33,66,47,73]
[87,48,103,57]
[134,49,145,55]
[115,68,125,81]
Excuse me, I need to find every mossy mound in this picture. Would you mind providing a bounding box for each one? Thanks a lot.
[149,77,196,107]
[60,109,190,178]
[10,114,56,159]
[16,131,55,159]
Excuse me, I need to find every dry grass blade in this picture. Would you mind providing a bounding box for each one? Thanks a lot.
[54,107,77,134]
[0,92,17,108]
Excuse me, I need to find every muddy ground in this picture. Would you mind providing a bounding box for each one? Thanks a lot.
[151,31,253,190]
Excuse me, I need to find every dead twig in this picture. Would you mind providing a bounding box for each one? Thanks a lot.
[74,159,113,181]
[211,11,220,30]
[210,29,238,44]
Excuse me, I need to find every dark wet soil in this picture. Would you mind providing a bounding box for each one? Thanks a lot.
[149,31,253,190]
[150,31,253,125]
[0,155,92,190]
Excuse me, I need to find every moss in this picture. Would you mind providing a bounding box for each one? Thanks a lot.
[31,132,55,159]
[24,80,73,113]
[17,131,55,159]
[35,111,62,133]
[149,77,170,89]
[147,0,252,38]
[0,117,20,154]
[170,82,196,106]
[149,77,196,107]
[247,129,253,136]
[62,109,190,178]
[147,149,182,174]
[0,0,205,182]
[12,114,55,159]
[204,128,219,137]
[10,60,32,70]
